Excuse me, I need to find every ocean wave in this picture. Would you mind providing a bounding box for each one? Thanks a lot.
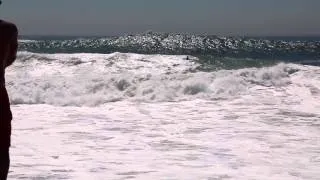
[6,52,319,106]
[19,33,320,61]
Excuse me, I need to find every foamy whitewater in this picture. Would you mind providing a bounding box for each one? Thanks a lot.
[5,35,320,179]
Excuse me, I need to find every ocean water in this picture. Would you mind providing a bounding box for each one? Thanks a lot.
[6,33,320,179]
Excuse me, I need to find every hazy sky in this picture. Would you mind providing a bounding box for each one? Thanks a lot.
[0,0,319,36]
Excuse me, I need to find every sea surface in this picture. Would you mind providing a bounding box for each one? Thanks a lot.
[6,33,320,179]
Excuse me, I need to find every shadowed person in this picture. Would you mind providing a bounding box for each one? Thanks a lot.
[0,1,18,179]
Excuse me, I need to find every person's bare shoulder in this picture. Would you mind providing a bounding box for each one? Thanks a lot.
[0,20,18,38]
[0,20,17,28]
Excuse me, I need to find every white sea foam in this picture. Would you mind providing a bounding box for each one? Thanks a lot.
[6,52,318,107]
[6,52,320,179]
[18,40,38,43]
[10,98,320,179]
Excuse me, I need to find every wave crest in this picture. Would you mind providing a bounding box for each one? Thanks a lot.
[19,33,320,61]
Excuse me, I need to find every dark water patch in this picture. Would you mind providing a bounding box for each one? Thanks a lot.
[277,110,318,118]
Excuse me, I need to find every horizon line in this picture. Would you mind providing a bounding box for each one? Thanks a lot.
[18,33,320,38]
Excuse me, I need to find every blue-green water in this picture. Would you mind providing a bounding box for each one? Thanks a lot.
[19,33,320,70]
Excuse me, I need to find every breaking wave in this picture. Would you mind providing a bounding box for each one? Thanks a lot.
[5,52,320,106]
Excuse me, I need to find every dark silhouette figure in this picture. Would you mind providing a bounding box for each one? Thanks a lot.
[0,17,18,179]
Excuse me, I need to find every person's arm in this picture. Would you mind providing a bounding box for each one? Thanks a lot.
[5,24,18,68]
